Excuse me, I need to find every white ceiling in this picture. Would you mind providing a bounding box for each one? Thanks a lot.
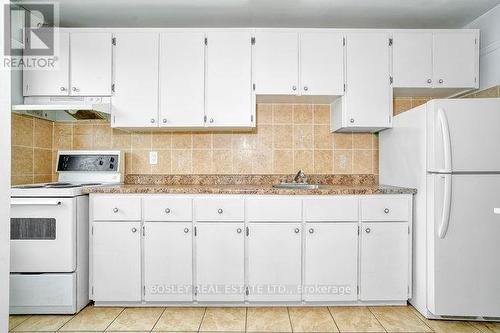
[17,0,500,29]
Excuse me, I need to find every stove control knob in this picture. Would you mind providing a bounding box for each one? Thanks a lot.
[109,164,114,169]
[113,208,119,213]
[99,160,104,166]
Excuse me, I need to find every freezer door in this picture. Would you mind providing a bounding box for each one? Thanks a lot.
[427,174,500,317]
[427,98,500,173]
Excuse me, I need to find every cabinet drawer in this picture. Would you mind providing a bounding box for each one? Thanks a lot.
[304,197,358,221]
[195,198,244,222]
[361,197,409,221]
[246,198,301,222]
[93,196,141,221]
[144,197,192,221]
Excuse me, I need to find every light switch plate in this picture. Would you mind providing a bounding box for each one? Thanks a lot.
[149,151,158,165]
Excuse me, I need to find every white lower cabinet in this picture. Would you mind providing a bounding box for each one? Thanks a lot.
[360,222,409,301]
[92,221,141,302]
[304,223,358,302]
[247,223,302,302]
[195,223,245,302]
[144,222,193,302]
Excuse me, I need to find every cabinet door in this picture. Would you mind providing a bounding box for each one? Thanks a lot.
[247,223,302,302]
[300,32,344,95]
[23,31,69,96]
[159,32,205,127]
[70,32,112,96]
[360,222,409,301]
[92,222,141,302]
[393,32,433,88]
[343,33,392,129]
[304,223,358,302]
[112,33,159,127]
[254,31,299,95]
[144,222,193,302]
[433,32,477,88]
[195,223,245,302]
[205,32,253,127]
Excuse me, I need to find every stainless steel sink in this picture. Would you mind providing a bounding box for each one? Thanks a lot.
[272,183,319,189]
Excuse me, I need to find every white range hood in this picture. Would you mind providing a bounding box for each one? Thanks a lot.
[12,96,111,121]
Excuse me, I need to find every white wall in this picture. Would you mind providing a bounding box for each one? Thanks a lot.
[465,4,500,89]
[0,0,11,330]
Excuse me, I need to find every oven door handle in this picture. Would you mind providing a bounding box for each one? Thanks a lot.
[11,199,62,206]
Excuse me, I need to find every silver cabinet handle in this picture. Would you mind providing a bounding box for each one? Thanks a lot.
[131,227,137,233]
[292,85,297,91]
[217,208,223,214]
[236,228,242,234]
[162,118,167,123]
[439,79,444,84]
[308,228,314,234]
[304,86,309,91]
[365,228,371,234]
[427,79,432,84]
[210,118,214,123]
[294,228,300,234]
[60,87,67,91]
[350,118,355,123]
[384,208,390,214]
[184,227,189,233]
[71,87,79,92]
[150,118,155,123]
[165,208,171,214]
[113,208,119,213]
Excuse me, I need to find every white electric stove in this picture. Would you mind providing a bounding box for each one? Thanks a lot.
[10,150,124,314]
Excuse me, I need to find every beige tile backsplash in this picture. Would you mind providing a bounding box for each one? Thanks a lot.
[12,86,499,185]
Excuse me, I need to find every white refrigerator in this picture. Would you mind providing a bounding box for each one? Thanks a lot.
[380,98,500,320]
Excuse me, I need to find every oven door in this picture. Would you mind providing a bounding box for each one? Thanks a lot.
[10,197,77,273]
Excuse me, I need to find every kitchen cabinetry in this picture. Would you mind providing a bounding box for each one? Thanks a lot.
[205,31,254,127]
[195,222,245,302]
[393,31,478,91]
[23,32,112,96]
[92,221,141,302]
[144,222,193,302]
[159,32,205,127]
[254,31,343,97]
[360,222,409,301]
[111,33,159,127]
[89,193,413,305]
[304,223,358,301]
[247,223,302,302]
[331,32,392,132]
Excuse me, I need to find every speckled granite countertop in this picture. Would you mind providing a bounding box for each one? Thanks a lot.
[83,174,416,195]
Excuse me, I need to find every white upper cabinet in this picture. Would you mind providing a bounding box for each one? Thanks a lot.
[331,32,392,132]
[23,31,70,96]
[205,31,254,128]
[112,33,159,128]
[300,32,344,95]
[159,32,205,127]
[70,33,112,96]
[433,31,478,88]
[254,31,299,95]
[393,32,433,88]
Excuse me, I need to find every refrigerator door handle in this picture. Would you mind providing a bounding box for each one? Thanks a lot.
[438,174,452,239]
[437,108,452,173]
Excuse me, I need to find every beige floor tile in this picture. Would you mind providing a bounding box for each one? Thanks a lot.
[106,307,164,331]
[153,307,205,331]
[425,319,481,333]
[369,306,432,332]
[469,321,500,333]
[329,306,385,332]
[59,306,123,331]
[12,314,73,332]
[288,307,338,332]
[9,315,31,331]
[199,307,246,332]
[246,307,292,332]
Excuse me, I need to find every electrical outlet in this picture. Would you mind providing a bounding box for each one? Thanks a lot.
[149,151,158,165]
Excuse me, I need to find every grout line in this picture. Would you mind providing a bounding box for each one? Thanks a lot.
[366,306,388,333]
[326,306,340,333]
[244,307,248,332]
[197,307,207,333]
[8,315,32,331]
[150,306,167,332]
[286,306,293,333]
[102,306,126,332]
